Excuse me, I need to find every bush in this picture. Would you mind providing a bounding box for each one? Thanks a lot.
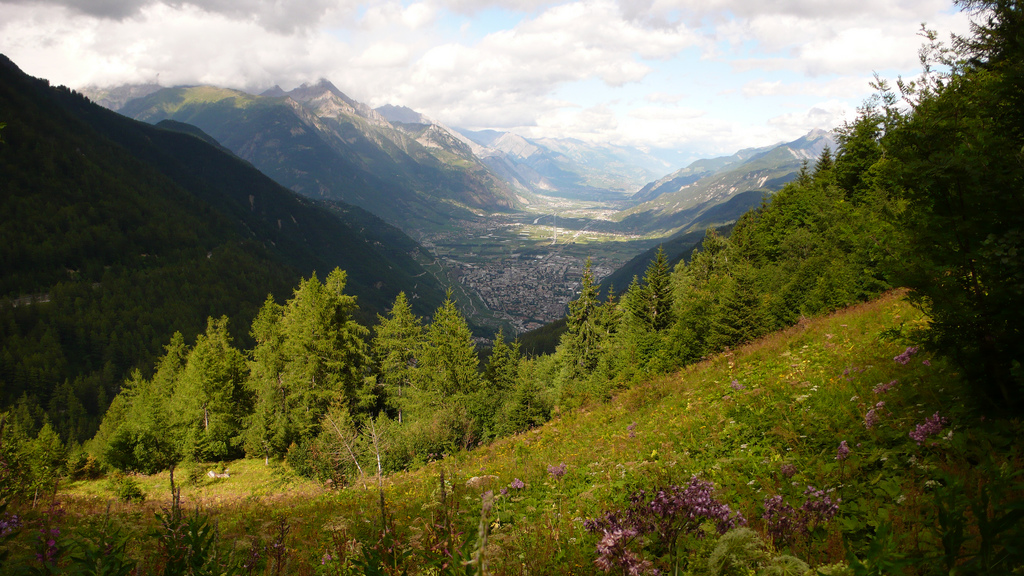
[106,473,145,503]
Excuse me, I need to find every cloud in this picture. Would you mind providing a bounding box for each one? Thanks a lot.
[3,0,351,32]
[741,76,875,98]
[0,0,976,157]
[765,100,856,135]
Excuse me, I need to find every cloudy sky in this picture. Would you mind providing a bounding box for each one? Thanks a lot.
[1,0,970,162]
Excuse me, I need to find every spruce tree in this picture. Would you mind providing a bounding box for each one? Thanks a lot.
[419,292,481,398]
[560,258,602,382]
[169,316,248,461]
[372,292,423,423]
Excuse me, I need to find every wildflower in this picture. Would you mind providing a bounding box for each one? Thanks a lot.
[873,380,897,394]
[802,485,840,524]
[922,359,931,366]
[836,440,850,461]
[0,513,21,537]
[864,408,879,429]
[509,478,526,490]
[547,463,568,479]
[762,495,799,543]
[499,487,509,496]
[730,380,745,391]
[910,412,948,445]
[894,346,919,365]
[627,422,637,438]
[780,463,797,478]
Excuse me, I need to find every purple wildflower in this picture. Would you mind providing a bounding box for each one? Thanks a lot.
[802,486,840,524]
[910,412,948,445]
[836,440,850,461]
[585,477,744,573]
[509,478,526,490]
[894,346,919,365]
[593,528,654,575]
[500,487,509,496]
[762,495,800,543]
[627,422,638,438]
[763,487,840,544]
[0,513,21,537]
[730,380,745,391]
[780,463,798,478]
[922,359,931,366]
[864,408,879,429]
[547,462,568,479]
[873,380,898,394]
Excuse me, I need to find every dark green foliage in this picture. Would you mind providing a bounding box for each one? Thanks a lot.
[371,292,423,423]
[881,7,1024,410]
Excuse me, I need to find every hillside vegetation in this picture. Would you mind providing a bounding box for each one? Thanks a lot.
[0,0,1022,573]
[2,293,1020,575]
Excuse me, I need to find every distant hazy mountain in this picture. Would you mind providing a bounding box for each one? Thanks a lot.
[108,81,519,233]
[615,129,835,234]
[78,82,164,111]
[456,128,671,201]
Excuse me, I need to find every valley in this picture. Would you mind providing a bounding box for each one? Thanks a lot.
[417,199,661,334]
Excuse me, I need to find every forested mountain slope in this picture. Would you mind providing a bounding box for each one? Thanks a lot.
[116,81,519,232]
[0,55,446,445]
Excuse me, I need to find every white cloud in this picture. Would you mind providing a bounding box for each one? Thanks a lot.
[765,100,856,136]
[0,0,978,157]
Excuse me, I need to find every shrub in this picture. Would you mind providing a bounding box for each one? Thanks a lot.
[106,473,145,503]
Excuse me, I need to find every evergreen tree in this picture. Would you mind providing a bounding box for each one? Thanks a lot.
[484,329,521,393]
[241,297,290,463]
[419,292,481,399]
[560,258,603,382]
[813,145,834,177]
[884,4,1024,409]
[278,269,369,438]
[170,316,248,461]
[372,292,423,423]
[643,246,674,331]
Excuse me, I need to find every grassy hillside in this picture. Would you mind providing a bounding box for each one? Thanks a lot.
[26,292,1020,575]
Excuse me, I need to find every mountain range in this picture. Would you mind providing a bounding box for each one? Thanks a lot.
[615,129,835,234]
[0,54,447,441]
[109,81,519,234]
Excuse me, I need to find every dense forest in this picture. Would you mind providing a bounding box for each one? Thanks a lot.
[0,0,1022,573]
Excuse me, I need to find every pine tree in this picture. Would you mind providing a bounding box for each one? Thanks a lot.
[170,316,248,461]
[278,269,369,438]
[560,258,602,382]
[372,292,423,423]
[643,246,674,331]
[419,292,481,399]
[241,297,290,463]
[484,329,521,393]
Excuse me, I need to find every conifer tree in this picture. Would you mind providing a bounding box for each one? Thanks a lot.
[170,316,248,461]
[419,292,481,398]
[643,246,674,331]
[241,297,289,462]
[484,329,520,393]
[560,258,602,382]
[372,292,423,423]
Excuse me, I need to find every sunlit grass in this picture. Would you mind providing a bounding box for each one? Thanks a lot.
[49,292,1008,575]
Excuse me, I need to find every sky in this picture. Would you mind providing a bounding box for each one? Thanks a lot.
[0,0,972,163]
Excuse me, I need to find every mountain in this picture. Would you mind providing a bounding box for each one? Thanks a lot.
[0,55,447,442]
[111,81,519,233]
[614,129,834,234]
[456,128,670,200]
